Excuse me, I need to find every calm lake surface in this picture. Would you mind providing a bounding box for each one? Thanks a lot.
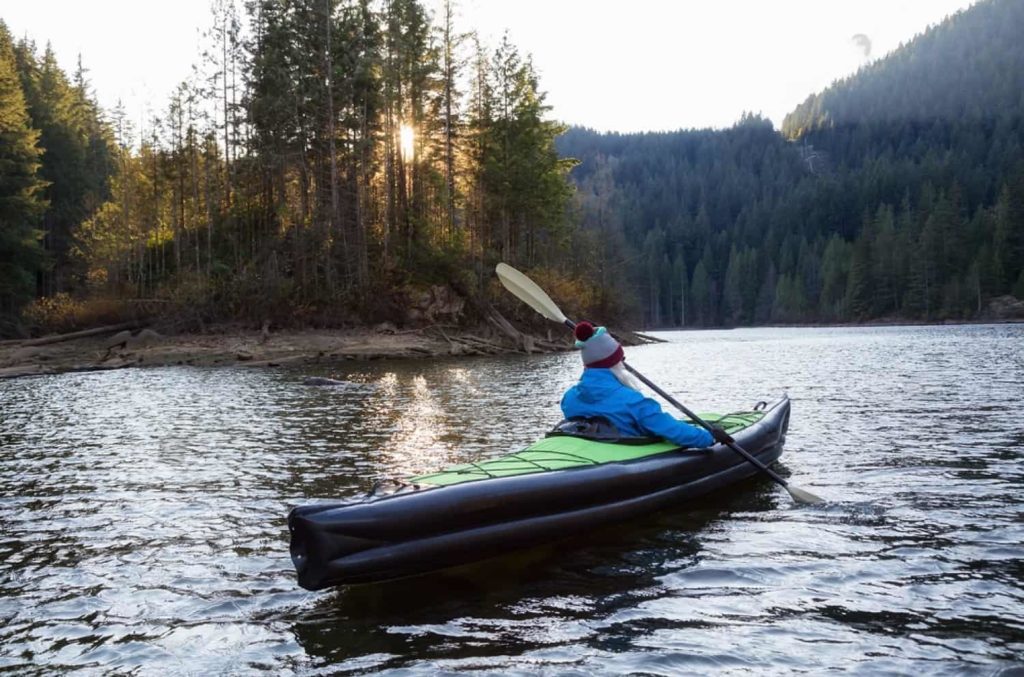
[1,325,1022,675]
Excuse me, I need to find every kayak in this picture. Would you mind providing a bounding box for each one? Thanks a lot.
[288,395,791,590]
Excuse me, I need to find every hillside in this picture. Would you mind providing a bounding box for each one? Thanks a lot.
[783,0,1024,136]
[0,7,579,337]
[558,0,1024,327]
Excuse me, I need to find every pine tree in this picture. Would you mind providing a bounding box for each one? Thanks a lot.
[845,217,875,321]
[12,41,114,295]
[818,234,851,320]
[0,21,46,327]
[772,273,807,323]
[755,260,776,323]
[723,245,743,325]
[438,0,465,244]
[478,35,574,267]
[689,257,711,327]
[672,252,688,326]
[994,173,1024,295]
[642,228,665,325]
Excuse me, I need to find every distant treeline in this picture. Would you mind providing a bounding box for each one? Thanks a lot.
[560,0,1024,327]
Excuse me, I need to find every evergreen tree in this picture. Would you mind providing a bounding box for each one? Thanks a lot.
[773,273,807,323]
[819,234,851,320]
[0,21,46,328]
[994,172,1024,292]
[723,245,743,325]
[689,257,711,327]
[723,245,758,325]
[755,260,776,323]
[476,35,574,268]
[869,204,899,316]
[642,228,666,325]
[672,252,688,326]
[845,219,874,321]
[12,40,115,295]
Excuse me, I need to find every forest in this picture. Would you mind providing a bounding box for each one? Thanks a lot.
[1,0,1023,336]
[0,0,576,336]
[561,0,1024,327]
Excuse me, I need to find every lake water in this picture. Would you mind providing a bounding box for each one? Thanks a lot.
[1,325,1022,674]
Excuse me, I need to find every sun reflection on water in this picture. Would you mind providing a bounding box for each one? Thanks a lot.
[364,372,465,479]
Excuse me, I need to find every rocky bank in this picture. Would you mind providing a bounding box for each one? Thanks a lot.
[0,320,662,380]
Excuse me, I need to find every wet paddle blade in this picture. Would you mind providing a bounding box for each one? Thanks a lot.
[786,484,825,505]
[495,263,568,324]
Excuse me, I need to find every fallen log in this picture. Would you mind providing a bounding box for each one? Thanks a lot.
[486,310,531,353]
[533,338,569,352]
[431,327,478,356]
[611,329,666,346]
[456,334,509,353]
[632,331,667,344]
[22,321,144,347]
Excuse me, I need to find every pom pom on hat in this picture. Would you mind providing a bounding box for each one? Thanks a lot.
[574,321,595,342]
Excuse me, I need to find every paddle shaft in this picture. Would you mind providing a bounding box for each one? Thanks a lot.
[562,319,791,489]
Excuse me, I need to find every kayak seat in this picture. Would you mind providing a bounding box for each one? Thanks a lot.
[547,417,663,446]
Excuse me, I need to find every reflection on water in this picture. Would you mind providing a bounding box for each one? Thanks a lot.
[1,325,1022,674]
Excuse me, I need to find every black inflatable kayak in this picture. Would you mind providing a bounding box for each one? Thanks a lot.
[288,395,790,590]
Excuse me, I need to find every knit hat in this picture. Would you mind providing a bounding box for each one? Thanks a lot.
[574,321,624,368]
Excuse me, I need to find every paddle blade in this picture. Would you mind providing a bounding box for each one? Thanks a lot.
[786,484,825,505]
[495,263,568,324]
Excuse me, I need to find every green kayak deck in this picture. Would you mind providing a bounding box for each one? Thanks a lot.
[413,411,765,487]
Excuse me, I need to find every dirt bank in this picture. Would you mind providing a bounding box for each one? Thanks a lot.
[0,323,663,380]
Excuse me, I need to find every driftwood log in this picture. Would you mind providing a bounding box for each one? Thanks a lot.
[486,309,533,353]
[612,329,666,346]
[22,321,145,347]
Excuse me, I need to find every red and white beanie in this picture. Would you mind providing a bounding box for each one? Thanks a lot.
[574,322,624,368]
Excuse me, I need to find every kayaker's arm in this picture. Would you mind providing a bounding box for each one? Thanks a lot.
[635,398,714,448]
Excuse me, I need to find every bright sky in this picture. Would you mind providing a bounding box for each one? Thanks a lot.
[2,0,978,133]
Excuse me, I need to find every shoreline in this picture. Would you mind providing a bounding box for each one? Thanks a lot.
[0,322,641,381]
[639,317,1024,332]
[2,318,1018,381]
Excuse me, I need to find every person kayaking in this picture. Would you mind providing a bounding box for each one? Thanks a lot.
[561,322,722,448]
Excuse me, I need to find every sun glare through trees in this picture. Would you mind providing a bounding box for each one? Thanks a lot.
[400,124,415,161]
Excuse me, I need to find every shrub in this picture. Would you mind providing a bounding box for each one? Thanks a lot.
[21,294,130,335]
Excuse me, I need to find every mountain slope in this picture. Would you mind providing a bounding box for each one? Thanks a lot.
[557,0,1024,327]
[783,0,1024,136]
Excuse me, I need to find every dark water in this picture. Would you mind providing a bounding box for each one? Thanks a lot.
[1,325,1022,674]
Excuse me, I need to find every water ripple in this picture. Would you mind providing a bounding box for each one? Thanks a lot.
[1,324,1021,674]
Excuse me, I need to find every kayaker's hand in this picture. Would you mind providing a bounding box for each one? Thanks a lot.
[710,426,734,445]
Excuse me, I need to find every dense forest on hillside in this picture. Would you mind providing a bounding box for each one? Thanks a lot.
[0,1,578,336]
[1,0,1023,336]
[561,0,1024,327]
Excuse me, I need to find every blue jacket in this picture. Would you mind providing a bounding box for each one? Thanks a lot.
[561,368,714,448]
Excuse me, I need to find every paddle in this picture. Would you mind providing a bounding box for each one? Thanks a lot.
[495,262,824,505]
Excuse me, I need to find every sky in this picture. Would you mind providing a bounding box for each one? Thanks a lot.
[2,0,978,134]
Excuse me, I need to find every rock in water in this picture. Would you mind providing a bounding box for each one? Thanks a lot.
[303,376,352,386]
